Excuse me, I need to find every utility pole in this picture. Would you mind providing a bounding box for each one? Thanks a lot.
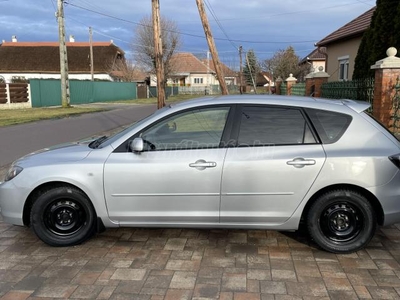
[57,0,70,107]
[196,0,228,95]
[152,0,166,109]
[246,51,257,94]
[206,50,210,95]
[89,27,94,82]
[239,45,243,94]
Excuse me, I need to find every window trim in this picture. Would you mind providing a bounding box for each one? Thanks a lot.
[230,104,320,147]
[114,104,235,153]
[338,55,349,81]
[193,77,204,84]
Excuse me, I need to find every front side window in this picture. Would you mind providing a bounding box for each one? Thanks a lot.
[237,106,316,146]
[141,107,230,150]
[338,56,349,81]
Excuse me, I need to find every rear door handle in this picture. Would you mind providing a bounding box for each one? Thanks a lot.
[287,158,316,168]
[189,159,217,170]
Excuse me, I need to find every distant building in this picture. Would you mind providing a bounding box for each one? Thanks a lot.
[316,7,375,81]
[149,52,236,87]
[0,35,126,83]
[299,47,327,74]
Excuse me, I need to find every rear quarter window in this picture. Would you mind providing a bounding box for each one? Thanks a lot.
[305,108,352,144]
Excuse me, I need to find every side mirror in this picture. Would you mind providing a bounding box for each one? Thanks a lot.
[130,138,144,153]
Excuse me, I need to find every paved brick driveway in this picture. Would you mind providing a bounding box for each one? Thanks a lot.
[1,218,400,300]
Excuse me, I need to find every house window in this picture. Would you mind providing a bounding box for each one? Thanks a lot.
[338,56,349,81]
[194,78,203,84]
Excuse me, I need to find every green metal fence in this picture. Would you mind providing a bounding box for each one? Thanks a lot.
[149,86,179,98]
[280,83,287,95]
[321,78,375,110]
[30,79,137,107]
[291,82,306,96]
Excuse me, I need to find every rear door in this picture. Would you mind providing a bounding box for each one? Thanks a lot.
[220,105,326,224]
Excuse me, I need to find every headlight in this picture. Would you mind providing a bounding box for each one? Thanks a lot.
[5,166,23,182]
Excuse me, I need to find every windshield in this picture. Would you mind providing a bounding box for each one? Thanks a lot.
[97,106,170,148]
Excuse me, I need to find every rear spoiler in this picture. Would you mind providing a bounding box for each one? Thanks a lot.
[341,99,371,113]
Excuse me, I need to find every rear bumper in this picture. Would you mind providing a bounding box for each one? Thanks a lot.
[369,170,400,226]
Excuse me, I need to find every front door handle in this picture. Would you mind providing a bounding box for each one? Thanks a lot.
[287,158,316,168]
[189,159,217,170]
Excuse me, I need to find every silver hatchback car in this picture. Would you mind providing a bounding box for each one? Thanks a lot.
[1,95,400,253]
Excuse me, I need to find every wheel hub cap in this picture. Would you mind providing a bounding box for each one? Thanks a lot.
[45,199,86,236]
[321,202,363,243]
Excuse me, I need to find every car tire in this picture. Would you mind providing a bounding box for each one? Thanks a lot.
[307,189,376,253]
[30,186,96,247]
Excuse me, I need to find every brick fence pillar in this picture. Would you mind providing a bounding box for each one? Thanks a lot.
[285,74,297,96]
[371,47,400,130]
[275,77,283,95]
[305,72,314,96]
[311,66,330,97]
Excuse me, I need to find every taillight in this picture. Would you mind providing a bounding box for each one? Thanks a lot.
[389,154,400,169]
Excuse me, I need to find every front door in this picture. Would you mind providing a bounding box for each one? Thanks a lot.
[104,106,232,225]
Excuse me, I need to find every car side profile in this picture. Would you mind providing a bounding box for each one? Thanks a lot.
[1,95,400,253]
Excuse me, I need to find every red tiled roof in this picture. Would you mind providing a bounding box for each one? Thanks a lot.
[200,59,237,77]
[0,42,125,73]
[317,7,376,46]
[170,53,209,73]
[300,47,326,64]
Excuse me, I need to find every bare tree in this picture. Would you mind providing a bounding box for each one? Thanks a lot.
[109,58,147,82]
[263,46,309,82]
[133,15,181,82]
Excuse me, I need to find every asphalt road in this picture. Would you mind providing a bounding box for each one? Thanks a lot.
[0,103,156,168]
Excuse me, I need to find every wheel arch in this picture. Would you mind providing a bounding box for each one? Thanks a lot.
[23,181,96,227]
[301,184,384,226]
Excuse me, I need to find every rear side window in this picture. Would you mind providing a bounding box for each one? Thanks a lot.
[238,106,316,146]
[306,108,352,144]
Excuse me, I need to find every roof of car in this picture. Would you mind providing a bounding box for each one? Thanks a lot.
[170,95,370,113]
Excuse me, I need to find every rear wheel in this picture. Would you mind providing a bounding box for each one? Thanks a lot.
[30,186,96,246]
[307,189,376,253]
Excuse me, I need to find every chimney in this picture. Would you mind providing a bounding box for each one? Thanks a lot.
[11,35,17,42]
[69,35,75,42]
[110,39,114,44]
[1,40,5,44]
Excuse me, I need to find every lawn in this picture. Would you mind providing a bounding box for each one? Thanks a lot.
[0,94,210,127]
[0,107,105,127]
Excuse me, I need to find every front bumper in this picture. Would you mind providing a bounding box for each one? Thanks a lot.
[0,180,27,226]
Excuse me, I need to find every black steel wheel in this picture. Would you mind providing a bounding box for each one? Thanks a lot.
[31,186,96,246]
[44,199,86,236]
[307,189,376,253]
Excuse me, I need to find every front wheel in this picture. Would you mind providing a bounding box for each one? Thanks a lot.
[30,186,96,246]
[307,190,376,253]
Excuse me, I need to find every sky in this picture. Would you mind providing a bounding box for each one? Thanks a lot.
[0,0,376,69]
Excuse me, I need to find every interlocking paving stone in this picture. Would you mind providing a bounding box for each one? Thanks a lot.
[3,219,400,299]
[260,281,287,295]
[221,273,247,292]
[169,271,196,289]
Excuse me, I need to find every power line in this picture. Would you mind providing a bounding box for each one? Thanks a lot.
[204,0,238,50]
[66,2,319,45]
[49,0,56,11]
[205,1,376,22]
